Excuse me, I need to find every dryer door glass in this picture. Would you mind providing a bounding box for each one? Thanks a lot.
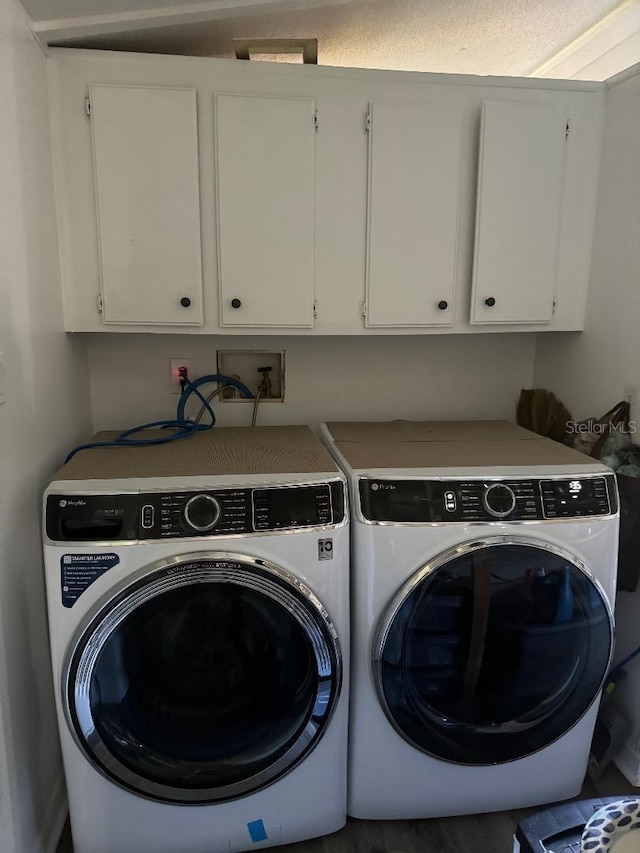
[66,556,342,803]
[374,540,613,764]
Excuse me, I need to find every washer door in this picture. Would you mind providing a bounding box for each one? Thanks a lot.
[64,554,342,803]
[374,538,613,765]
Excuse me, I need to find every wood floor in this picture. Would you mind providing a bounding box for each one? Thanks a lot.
[55,762,636,853]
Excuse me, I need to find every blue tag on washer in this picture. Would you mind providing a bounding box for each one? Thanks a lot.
[247,820,268,843]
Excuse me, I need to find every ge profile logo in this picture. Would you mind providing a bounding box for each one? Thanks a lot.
[59,499,67,508]
[371,483,379,491]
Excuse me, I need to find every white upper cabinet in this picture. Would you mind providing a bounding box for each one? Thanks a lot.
[214,94,316,328]
[48,50,603,335]
[470,100,568,325]
[89,85,203,325]
[365,102,462,327]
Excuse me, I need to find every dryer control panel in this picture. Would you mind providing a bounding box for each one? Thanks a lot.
[46,481,345,541]
[358,475,617,523]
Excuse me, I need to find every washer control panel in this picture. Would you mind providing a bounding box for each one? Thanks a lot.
[482,483,517,518]
[46,481,345,541]
[359,475,617,523]
[145,489,251,537]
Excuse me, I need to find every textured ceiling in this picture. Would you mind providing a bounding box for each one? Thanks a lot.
[42,0,624,77]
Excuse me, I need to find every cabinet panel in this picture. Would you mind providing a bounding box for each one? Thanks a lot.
[471,100,567,325]
[49,50,603,334]
[365,102,462,327]
[90,85,203,325]
[215,94,315,328]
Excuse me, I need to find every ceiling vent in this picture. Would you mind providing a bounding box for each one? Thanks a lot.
[233,38,318,64]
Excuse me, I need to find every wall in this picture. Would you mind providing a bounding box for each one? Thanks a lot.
[534,65,640,784]
[0,0,93,850]
[85,333,536,431]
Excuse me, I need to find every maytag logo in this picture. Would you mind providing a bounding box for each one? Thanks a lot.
[60,499,87,507]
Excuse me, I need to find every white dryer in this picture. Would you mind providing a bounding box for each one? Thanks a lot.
[321,420,619,819]
[43,426,349,853]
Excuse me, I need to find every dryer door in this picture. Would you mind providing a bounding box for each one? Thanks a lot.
[374,537,613,764]
[64,554,342,803]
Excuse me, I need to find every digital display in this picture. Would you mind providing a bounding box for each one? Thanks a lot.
[267,488,317,524]
[547,480,597,503]
[540,477,612,518]
[253,485,332,529]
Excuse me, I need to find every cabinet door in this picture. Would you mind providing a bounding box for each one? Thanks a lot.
[365,102,462,327]
[471,100,567,325]
[215,94,315,328]
[90,85,203,325]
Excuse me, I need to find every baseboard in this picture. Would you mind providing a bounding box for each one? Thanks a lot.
[38,769,67,853]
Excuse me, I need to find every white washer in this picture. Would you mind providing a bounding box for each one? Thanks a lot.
[321,420,619,819]
[43,426,349,853]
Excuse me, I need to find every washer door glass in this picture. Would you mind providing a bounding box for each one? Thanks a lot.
[66,556,341,803]
[374,540,613,764]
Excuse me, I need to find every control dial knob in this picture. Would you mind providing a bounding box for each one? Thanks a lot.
[183,494,221,532]
[482,483,516,519]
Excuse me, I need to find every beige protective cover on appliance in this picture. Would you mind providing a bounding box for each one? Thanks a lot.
[326,420,537,443]
[325,420,596,469]
[53,426,340,480]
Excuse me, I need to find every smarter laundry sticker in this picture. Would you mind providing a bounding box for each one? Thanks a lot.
[61,554,120,608]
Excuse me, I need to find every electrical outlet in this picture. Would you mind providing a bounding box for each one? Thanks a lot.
[169,358,195,394]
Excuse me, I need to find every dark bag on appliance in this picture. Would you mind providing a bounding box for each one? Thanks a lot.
[568,400,640,592]
[570,400,631,458]
[615,473,640,592]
